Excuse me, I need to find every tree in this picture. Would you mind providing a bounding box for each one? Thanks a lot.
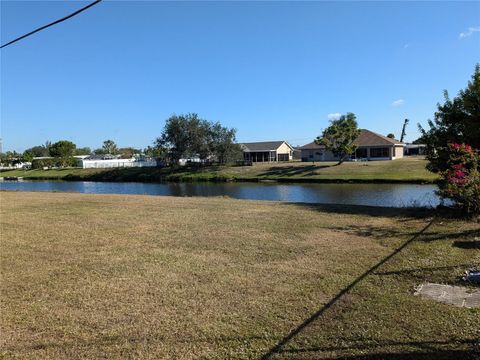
[118,147,141,159]
[154,113,209,163]
[0,151,21,166]
[437,143,479,216]
[315,112,361,165]
[22,151,34,162]
[102,140,118,155]
[208,122,242,164]
[155,114,193,163]
[144,145,165,158]
[419,64,480,172]
[75,147,91,155]
[154,113,239,165]
[387,133,395,139]
[24,144,50,157]
[412,135,428,144]
[48,140,76,158]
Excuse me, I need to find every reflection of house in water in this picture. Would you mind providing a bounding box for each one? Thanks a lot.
[240,141,294,162]
[299,129,405,162]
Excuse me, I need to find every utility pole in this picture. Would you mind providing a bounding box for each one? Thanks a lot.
[400,119,409,143]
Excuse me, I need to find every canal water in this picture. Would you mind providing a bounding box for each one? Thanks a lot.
[0,180,443,208]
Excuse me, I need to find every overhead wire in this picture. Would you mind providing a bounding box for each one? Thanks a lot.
[1,0,103,49]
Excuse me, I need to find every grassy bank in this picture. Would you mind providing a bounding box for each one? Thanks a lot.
[1,192,478,359]
[0,157,438,184]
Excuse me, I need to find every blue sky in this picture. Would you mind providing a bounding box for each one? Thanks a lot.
[1,1,479,152]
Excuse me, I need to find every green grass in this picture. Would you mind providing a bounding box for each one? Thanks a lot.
[0,157,438,183]
[0,191,478,359]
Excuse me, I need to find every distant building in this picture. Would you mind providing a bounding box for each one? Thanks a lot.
[299,129,405,162]
[240,141,294,162]
[292,148,302,160]
[78,154,157,169]
[404,144,427,156]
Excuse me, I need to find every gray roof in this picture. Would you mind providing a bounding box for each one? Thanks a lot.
[240,141,291,152]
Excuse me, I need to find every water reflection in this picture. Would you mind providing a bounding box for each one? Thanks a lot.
[0,180,442,208]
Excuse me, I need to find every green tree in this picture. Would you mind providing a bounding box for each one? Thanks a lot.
[155,114,206,163]
[419,64,480,172]
[144,146,165,158]
[75,147,92,156]
[1,151,21,166]
[315,112,361,165]
[412,135,428,144]
[118,147,141,159]
[24,144,50,157]
[102,140,118,155]
[22,151,34,162]
[155,113,240,165]
[208,122,242,164]
[48,140,76,157]
[387,133,395,139]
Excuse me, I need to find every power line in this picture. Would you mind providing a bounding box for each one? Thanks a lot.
[1,0,103,49]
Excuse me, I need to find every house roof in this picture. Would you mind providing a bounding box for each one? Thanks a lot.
[354,129,404,146]
[241,141,292,152]
[298,141,322,150]
[299,129,404,150]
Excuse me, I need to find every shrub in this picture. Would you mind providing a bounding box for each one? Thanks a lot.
[31,157,78,169]
[32,158,54,169]
[438,143,480,216]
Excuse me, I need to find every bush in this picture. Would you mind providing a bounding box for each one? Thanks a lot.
[32,158,54,169]
[31,157,78,169]
[438,143,480,216]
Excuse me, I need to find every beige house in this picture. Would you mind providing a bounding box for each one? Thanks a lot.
[240,141,294,162]
[300,129,405,162]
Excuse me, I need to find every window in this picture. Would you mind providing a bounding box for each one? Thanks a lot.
[370,147,390,158]
[355,148,367,158]
[278,153,289,161]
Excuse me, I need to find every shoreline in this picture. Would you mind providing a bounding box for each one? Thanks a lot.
[0,174,437,184]
[0,158,439,185]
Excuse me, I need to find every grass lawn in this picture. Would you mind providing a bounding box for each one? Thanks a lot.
[1,192,478,359]
[0,157,438,183]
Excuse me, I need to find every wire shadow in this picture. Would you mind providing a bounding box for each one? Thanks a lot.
[260,217,437,360]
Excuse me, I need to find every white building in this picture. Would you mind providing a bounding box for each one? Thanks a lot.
[77,155,157,169]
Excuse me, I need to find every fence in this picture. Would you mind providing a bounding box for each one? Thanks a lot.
[80,159,157,169]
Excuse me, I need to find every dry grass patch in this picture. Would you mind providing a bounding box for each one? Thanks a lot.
[0,192,478,359]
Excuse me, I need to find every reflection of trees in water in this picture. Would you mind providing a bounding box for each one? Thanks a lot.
[1,181,441,207]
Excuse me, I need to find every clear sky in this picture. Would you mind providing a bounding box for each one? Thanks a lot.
[1,1,479,152]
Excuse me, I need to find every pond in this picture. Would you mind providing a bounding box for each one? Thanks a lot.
[0,180,443,208]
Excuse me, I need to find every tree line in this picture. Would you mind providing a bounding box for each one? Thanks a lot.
[1,113,242,167]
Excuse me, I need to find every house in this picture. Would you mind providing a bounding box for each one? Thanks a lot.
[299,129,405,162]
[240,141,294,162]
[404,143,427,156]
